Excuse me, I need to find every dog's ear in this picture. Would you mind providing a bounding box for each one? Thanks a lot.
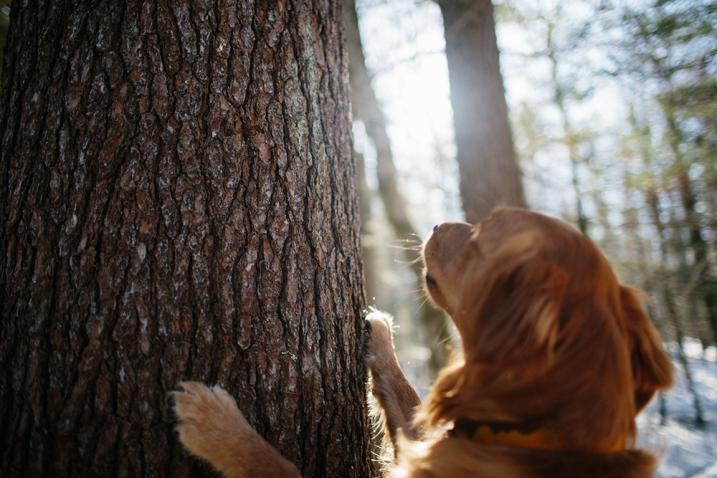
[461,241,569,371]
[620,287,673,412]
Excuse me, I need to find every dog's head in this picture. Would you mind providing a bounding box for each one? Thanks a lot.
[420,208,672,450]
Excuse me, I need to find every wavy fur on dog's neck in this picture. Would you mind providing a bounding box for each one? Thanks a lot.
[393,436,657,478]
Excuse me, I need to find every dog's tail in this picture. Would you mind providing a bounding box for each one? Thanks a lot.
[173,382,301,478]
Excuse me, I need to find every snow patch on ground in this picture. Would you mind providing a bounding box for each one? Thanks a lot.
[638,342,717,477]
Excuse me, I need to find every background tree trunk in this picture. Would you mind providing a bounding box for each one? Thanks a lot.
[354,150,378,302]
[344,0,452,375]
[634,110,706,426]
[663,108,717,344]
[544,22,589,237]
[646,196,706,426]
[0,1,374,477]
[437,0,526,224]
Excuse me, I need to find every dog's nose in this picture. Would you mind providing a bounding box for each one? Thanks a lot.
[433,224,439,232]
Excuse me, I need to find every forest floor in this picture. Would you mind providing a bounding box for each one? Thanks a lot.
[638,339,717,478]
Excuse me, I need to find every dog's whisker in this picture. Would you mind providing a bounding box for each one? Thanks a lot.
[388,244,423,252]
[415,295,431,313]
[387,238,421,244]
[387,237,423,246]
[394,256,424,266]
[437,334,453,347]
[406,287,428,299]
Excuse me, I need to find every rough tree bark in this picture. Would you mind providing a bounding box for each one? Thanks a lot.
[437,0,526,224]
[0,1,9,82]
[344,0,452,375]
[0,1,374,477]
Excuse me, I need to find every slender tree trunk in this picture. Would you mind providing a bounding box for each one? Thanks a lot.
[628,108,705,425]
[437,0,526,224]
[624,176,672,426]
[663,105,717,344]
[0,2,374,477]
[355,150,377,302]
[344,0,451,375]
[547,41,589,237]
[658,392,668,425]
[658,281,705,426]
[644,181,705,426]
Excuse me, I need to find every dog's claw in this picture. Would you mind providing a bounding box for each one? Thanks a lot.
[365,311,397,372]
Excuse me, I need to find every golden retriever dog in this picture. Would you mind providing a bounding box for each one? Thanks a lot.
[174,208,673,477]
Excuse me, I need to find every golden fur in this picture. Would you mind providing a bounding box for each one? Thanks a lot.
[173,382,300,477]
[173,208,673,478]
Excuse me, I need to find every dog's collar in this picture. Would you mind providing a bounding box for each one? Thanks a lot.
[449,418,624,453]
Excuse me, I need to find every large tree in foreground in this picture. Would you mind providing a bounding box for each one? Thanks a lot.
[438,0,526,224]
[0,1,373,477]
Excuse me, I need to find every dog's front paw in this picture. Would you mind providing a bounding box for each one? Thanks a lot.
[173,381,248,460]
[365,311,397,372]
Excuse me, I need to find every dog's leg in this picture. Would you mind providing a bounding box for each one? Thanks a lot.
[173,382,300,478]
[366,312,422,449]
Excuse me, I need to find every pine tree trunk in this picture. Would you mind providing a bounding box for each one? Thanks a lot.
[437,0,526,224]
[0,2,374,477]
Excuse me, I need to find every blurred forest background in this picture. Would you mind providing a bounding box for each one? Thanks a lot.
[345,0,717,476]
[1,0,715,476]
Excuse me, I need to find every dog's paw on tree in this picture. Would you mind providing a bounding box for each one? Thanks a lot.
[173,382,301,478]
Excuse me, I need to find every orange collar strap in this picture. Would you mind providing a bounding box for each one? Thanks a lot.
[449,419,624,453]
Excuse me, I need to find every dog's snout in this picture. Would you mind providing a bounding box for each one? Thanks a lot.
[430,221,473,238]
